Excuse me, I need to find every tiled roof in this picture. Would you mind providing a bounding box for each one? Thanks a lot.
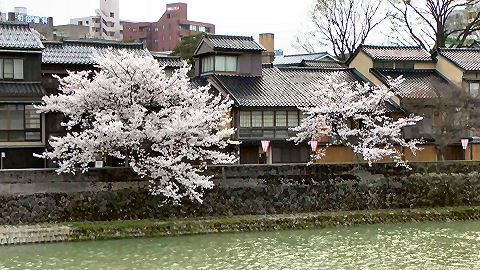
[203,34,265,52]
[371,69,448,99]
[42,40,151,65]
[152,55,184,68]
[214,66,402,113]
[360,45,432,62]
[0,82,46,98]
[437,48,480,71]
[0,22,44,50]
[301,60,344,68]
[272,52,334,66]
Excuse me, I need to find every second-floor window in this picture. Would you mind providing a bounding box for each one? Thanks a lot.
[0,59,23,80]
[190,25,197,31]
[215,56,237,72]
[240,111,300,128]
[201,56,237,73]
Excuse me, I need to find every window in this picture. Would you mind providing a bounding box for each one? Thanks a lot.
[78,21,83,26]
[155,27,159,32]
[167,14,170,19]
[288,111,298,127]
[373,61,394,69]
[169,36,172,41]
[395,62,414,70]
[201,56,214,73]
[252,111,262,127]
[85,21,89,25]
[276,111,287,127]
[264,111,274,127]
[163,36,165,41]
[110,12,114,18]
[163,25,165,29]
[215,56,237,72]
[240,111,251,127]
[206,27,211,32]
[470,82,479,97]
[132,28,137,32]
[199,26,206,32]
[169,24,171,30]
[154,40,158,44]
[190,25,197,31]
[0,104,41,142]
[0,59,23,80]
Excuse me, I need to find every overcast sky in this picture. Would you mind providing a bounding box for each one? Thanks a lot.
[0,0,317,54]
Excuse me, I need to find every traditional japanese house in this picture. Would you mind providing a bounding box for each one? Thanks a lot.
[193,34,403,164]
[0,22,46,169]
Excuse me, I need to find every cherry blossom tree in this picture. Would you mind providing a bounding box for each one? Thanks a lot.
[290,74,423,167]
[35,50,237,203]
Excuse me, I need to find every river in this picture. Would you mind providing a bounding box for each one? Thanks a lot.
[1,220,480,269]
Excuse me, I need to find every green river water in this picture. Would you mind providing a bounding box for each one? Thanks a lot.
[1,220,480,269]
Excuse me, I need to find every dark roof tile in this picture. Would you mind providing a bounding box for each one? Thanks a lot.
[437,48,480,71]
[273,52,334,66]
[360,45,432,62]
[371,69,447,99]
[0,22,44,50]
[152,55,184,68]
[0,82,46,98]
[42,40,150,65]
[203,34,264,51]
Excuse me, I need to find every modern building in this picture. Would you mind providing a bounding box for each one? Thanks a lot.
[70,0,124,41]
[122,3,215,52]
[1,7,54,40]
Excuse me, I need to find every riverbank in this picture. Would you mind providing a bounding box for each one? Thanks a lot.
[2,206,480,245]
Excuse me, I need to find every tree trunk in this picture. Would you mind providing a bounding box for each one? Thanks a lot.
[435,145,445,161]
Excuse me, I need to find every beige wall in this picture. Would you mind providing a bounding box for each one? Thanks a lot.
[404,145,437,162]
[349,51,383,86]
[414,62,436,69]
[435,55,464,87]
[316,146,358,163]
[470,144,480,160]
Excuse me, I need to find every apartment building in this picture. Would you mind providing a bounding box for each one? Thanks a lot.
[122,3,215,52]
[70,0,124,41]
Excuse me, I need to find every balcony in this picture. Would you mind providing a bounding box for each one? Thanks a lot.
[238,128,296,140]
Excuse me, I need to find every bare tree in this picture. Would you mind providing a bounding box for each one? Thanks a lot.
[295,0,387,61]
[389,0,480,50]
[402,82,480,160]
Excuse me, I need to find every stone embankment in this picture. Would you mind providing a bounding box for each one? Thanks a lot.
[2,206,480,245]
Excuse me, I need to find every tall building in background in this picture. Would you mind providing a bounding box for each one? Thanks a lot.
[122,3,215,52]
[70,0,124,41]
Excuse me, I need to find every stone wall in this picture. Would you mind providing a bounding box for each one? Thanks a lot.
[2,162,480,225]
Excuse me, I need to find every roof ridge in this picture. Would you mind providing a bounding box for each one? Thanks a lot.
[0,21,30,28]
[361,44,423,49]
[277,66,352,72]
[205,34,254,40]
[439,47,480,52]
[282,52,328,57]
[373,68,437,73]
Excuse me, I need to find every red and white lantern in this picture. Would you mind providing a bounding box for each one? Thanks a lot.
[309,140,318,152]
[461,138,469,150]
[261,140,270,153]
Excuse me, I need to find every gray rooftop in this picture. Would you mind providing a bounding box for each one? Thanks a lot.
[202,34,265,52]
[273,52,335,66]
[152,55,184,68]
[360,45,433,62]
[437,48,480,71]
[0,22,44,50]
[371,69,448,99]
[213,66,401,113]
[42,40,151,65]
[0,82,46,99]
